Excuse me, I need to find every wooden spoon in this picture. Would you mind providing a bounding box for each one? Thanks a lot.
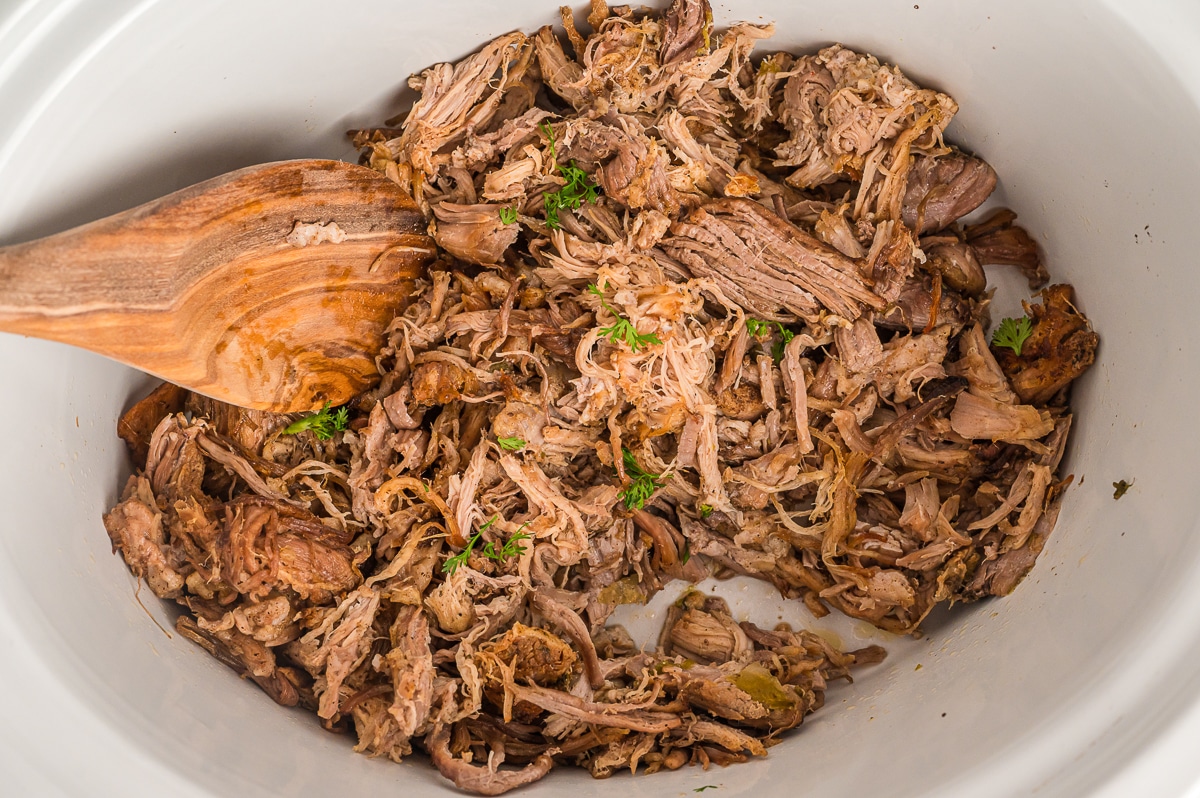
[0,159,435,413]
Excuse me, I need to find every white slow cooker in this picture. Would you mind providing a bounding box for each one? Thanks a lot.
[2,0,1199,795]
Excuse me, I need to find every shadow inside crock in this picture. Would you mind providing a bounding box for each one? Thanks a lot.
[0,135,362,248]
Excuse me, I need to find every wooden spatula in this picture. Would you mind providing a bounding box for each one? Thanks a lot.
[0,159,435,413]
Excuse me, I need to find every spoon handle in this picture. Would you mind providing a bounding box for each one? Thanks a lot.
[0,199,188,346]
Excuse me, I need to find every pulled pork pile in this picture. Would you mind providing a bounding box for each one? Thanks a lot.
[103,0,1098,793]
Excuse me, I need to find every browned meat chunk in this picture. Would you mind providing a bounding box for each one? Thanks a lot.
[433,202,520,265]
[411,360,468,405]
[533,26,590,110]
[717,381,766,421]
[949,392,1054,443]
[103,477,183,599]
[185,393,287,456]
[597,132,681,216]
[663,198,885,322]
[665,594,751,664]
[476,623,579,721]
[478,623,578,686]
[922,234,987,296]
[993,284,1099,404]
[966,208,1051,289]
[660,0,711,64]
[117,382,187,468]
[874,274,972,333]
[219,496,359,603]
[901,152,997,233]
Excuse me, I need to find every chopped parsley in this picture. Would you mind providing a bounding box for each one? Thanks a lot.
[282,402,349,440]
[587,283,662,352]
[540,121,600,229]
[498,205,519,225]
[746,317,795,362]
[1113,479,1132,500]
[617,448,663,510]
[481,525,531,562]
[497,436,526,451]
[442,516,530,574]
[694,787,719,793]
[991,316,1033,356]
[698,503,714,519]
[745,317,771,337]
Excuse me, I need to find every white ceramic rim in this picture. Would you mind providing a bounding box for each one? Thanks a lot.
[3,1,1200,795]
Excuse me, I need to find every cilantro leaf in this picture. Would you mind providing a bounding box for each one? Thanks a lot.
[442,535,476,575]
[587,283,662,353]
[746,317,794,363]
[617,448,664,510]
[283,402,350,441]
[497,436,526,451]
[991,316,1033,356]
[540,121,600,229]
[443,517,529,574]
[745,318,770,337]
[498,205,518,225]
[489,524,531,561]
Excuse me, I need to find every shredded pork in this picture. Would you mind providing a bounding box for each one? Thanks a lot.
[103,1,1097,793]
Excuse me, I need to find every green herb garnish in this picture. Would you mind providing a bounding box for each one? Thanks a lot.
[443,516,529,574]
[282,402,349,441]
[540,121,600,229]
[991,316,1033,356]
[746,317,794,363]
[497,436,526,451]
[441,548,471,575]
[680,538,692,565]
[617,448,663,510]
[587,283,662,353]
[442,515,495,574]
[695,787,718,793]
[745,317,770,338]
[498,205,518,225]
[1113,479,1132,500]
[481,524,531,562]
[698,504,713,519]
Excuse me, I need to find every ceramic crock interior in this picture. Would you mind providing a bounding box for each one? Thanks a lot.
[1,1,1198,796]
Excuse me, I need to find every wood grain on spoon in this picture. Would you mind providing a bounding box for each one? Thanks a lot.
[0,159,435,412]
